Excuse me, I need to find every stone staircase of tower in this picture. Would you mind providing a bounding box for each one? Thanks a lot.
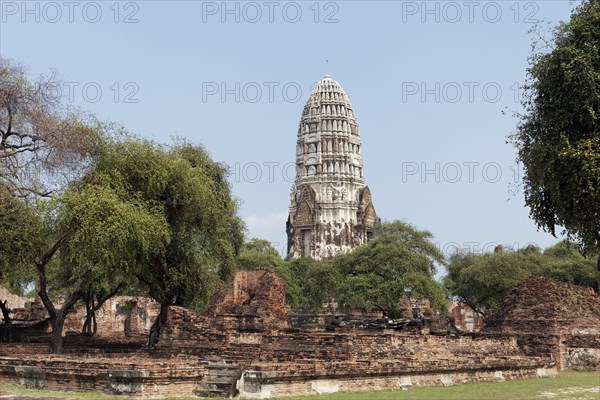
[194,360,247,398]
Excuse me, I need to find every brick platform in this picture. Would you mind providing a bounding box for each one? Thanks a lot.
[1,273,597,398]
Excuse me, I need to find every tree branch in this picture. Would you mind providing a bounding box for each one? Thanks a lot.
[461,298,486,317]
[36,261,56,320]
[35,231,72,320]
[91,282,125,313]
[0,300,11,324]
[35,231,71,269]
[59,269,92,316]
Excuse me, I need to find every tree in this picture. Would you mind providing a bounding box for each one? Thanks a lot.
[238,238,285,271]
[539,240,597,288]
[89,138,245,346]
[0,58,110,347]
[0,57,96,200]
[333,221,447,318]
[35,178,168,353]
[287,257,339,312]
[0,184,39,340]
[444,241,597,314]
[444,250,542,315]
[80,282,125,335]
[512,0,600,290]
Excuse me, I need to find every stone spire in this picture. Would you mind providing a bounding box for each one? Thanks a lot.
[286,75,378,260]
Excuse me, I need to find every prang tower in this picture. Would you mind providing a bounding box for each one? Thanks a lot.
[286,75,377,260]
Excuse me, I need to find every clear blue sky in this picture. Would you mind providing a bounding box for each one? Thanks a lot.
[0,1,579,263]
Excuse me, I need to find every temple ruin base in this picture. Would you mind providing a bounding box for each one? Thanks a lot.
[0,273,598,398]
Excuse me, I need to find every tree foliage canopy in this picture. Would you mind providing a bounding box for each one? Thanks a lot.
[88,137,245,314]
[332,221,447,318]
[513,0,600,279]
[0,57,97,200]
[236,222,448,318]
[52,178,168,300]
[0,184,39,294]
[445,241,597,313]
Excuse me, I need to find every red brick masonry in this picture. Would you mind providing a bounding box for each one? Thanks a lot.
[0,273,597,398]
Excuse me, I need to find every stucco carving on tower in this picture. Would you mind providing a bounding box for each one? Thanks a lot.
[286,75,378,260]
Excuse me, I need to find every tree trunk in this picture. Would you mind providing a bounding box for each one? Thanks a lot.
[82,292,93,335]
[34,232,90,353]
[596,252,600,294]
[0,300,11,342]
[0,300,10,322]
[51,316,66,354]
[82,284,124,336]
[147,303,169,348]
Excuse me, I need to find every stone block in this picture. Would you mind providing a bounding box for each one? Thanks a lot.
[108,369,150,394]
[14,366,44,389]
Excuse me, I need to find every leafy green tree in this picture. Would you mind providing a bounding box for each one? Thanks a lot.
[0,58,98,343]
[0,185,39,339]
[35,178,167,353]
[287,257,339,312]
[512,0,600,290]
[445,250,542,315]
[238,224,450,317]
[333,221,447,318]
[238,238,285,270]
[445,241,597,314]
[540,240,597,288]
[90,138,245,346]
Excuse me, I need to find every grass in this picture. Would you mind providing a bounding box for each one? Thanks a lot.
[0,372,598,400]
[277,372,600,400]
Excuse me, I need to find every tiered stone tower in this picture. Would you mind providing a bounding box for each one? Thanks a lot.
[286,75,377,260]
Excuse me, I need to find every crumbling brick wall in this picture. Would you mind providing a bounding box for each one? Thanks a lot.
[484,276,600,371]
[0,271,567,399]
[484,276,600,335]
[5,295,160,339]
[206,269,288,332]
[63,296,160,337]
[0,287,33,310]
[0,343,201,398]
[449,301,485,332]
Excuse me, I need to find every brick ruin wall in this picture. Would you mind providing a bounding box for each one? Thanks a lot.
[0,342,201,398]
[484,276,600,372]
[158,305,557,398]
[0,316,557,399]
[62,296,161,337]
[449,301,485,332]
[3,294,161,339]
[0,287,33,310]
[0,272,598,398]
